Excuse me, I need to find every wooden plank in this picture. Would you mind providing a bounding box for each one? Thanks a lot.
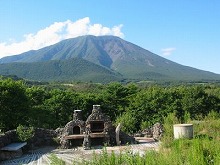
[90,133,106,138]
[1,142,27,151]
[64,135,84,140]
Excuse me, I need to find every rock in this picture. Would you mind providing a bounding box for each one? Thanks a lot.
[152,122,163,141]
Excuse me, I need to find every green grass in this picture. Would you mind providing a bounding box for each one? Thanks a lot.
[49,154,65,165]
[79,138,220,165]
[49,112,220,165]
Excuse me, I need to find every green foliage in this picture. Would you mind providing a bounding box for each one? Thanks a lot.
[80,113,220,165]
[193,116,220,140]
[162,117,220,165]
[16,125,34,142]
[101,82,137,121]
[0,58,122,83]
[162,113,179,146]
[181,86,210,119]
[1,77,220,135]
[140,121,152,130]
[25,86,50,127]
[0,78,29,131]
[49,154,66,165]
[128,86,175,131]
[80,147,147,165]
[205,110,220,120]
[43,89,80,128]
[183,111,191,123]
[1,78,220,164]
[116,112,137,134]
[157,138,220,165]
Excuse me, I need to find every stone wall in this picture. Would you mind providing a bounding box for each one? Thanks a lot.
[0,130,19,161]
[28,128,58,148]
[0,128,58,161]
[0,130,17,149]
[0,128,58,149]
[137,122,163,141]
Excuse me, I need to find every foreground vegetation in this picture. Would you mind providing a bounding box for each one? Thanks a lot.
[1,77,220,164]
[0,77,220,133]
[49,112,220,165]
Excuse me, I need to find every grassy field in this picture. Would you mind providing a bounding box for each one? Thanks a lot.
[50,112,220,165]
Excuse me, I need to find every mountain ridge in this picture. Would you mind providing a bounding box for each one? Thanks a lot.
[0,35,220,82]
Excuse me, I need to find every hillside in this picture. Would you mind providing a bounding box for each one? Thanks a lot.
[0,58,122,82]
[0,35,220,82]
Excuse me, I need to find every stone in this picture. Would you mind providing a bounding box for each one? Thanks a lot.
[83,134,91,150]
[152,122,163,141]
[59,105,137,149]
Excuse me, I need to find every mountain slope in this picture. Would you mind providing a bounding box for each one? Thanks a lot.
[0,35,220,81]
[0,58,122,82]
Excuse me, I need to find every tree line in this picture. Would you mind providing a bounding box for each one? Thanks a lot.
[0,78,220,133]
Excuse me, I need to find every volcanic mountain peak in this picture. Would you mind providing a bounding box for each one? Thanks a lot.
[0,35,220,82]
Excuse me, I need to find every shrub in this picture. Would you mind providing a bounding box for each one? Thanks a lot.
[161,113,179,146]
[115,112,137,134]
[16,125,34,142]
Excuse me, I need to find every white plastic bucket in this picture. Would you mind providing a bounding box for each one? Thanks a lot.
[173,124,193,139]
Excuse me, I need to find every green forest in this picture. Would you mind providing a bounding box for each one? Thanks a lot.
[1,77,220,134]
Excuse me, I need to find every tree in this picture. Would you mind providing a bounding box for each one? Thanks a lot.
[180,86,219,119]
[26,86,50,127]
[44,89,79,128]
[116,111,137,134]
[0,78,29,131]
[77,93,102,120]
[101,82,137,121]
[128,86,179,130]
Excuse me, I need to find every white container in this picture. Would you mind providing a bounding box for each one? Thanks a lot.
[173,124,193,139]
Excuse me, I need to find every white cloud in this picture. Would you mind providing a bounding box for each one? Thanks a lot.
[161,47,176,56]
[65,17,90,38]
[0,17,124,58]
[112,24,124,38]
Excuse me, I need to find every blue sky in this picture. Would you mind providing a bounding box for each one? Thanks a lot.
[0,0,220,73]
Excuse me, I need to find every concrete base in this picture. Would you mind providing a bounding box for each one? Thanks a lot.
[173,124,193,139]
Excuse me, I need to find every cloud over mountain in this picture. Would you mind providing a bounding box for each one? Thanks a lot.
[1,35,219,82]
[161,47,176,56]
[0,17,124,58]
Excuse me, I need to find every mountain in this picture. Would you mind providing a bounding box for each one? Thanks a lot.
[0,58,122,82]
[0,35,220,82]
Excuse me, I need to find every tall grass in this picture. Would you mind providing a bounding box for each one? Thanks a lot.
[75,137,219,165]
[50,112,220,165]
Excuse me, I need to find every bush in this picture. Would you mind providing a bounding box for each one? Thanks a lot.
[140,121,152,130]
[16,125,34,142]
[115,112,137,134]
[161,113,179,146]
